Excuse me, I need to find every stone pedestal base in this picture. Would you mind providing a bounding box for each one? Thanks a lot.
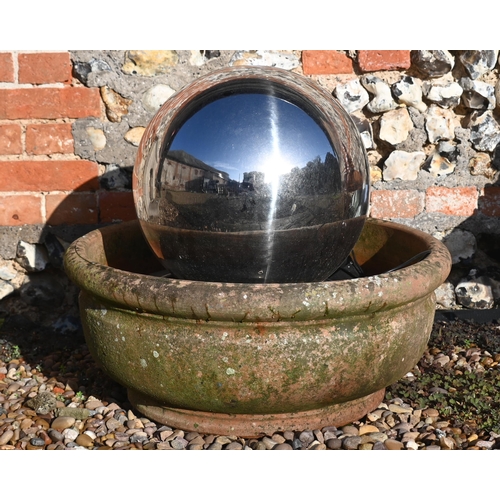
[128,388,385,438]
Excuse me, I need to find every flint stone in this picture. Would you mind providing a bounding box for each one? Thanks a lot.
[459,50,498,79]
[124,127,145,147]
[456,270,495,309]
[20,274,65,309]
[424,153,454,177]
[460,78,496,110]
[351,114,374,149]
[411,50,455,78]
[100,86,132,123]
[142,84,176,113]
[495,80,500,110]
[392,76,426,112]
[425,105,456,143]
[52,315,81,335]
[188,50,205,66]
[334,79,369,114]
[361,75,397,113]
[379,108,413,145]
[85,127,106,151]
[122,50,178,76]
[469,152,496,179]
[16,241,50,272]
[0,259,19,281]
[90,57,112,73]
[71,61,91,84]
[468,111,500,152]
[424,82,463,108]
[101,165,132,190]
[424,141,458,177]
[441,229,476,265]
[43,233,66,269]
[383,150,426,181]
[230,50,300,70]
[202,50,221,60]
[0,280,14,300]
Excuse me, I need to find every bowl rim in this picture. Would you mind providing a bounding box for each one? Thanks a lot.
[64,218,451,323]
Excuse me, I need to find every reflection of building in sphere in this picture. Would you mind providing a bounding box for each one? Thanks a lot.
[133,66,370,283]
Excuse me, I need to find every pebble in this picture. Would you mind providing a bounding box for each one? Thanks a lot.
[170,437,188,449]
[63,428,79,441]
[406,440,419,450]
[343,436,362,450]
[274,443,293,450]
[76,433,94,447]
[476,440,494,449]
[326,438,342,450]
[0,429,13,445]
[384,439,405,450]
[51,416,75,431]
[262,436,278,450]
[341,425,359,436]
[358,424,380,435]
[225,441,243,450]
[299,430,315,443]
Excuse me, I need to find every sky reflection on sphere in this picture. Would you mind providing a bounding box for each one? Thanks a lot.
[133,67,370,283]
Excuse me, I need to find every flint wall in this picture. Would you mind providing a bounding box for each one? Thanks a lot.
[1,50,499,268]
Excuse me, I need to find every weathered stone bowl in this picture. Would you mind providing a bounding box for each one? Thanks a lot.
[64,218,451,437]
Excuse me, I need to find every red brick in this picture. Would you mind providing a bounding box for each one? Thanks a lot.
[46,193,98,224]
[358,51,411,72]
[370,189,424,219]
[0,194,43,225]
[99,191,137,223]
[0,160,99,192]
[479,186,500,217]
[426,186,478,216]
[18,52,72,84]
[0,124,22,155]
[26,123,73,155]
[0,87,101,119]
[302,50,354,75]
[0,53,14,82]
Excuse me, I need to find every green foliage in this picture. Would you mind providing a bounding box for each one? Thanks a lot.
[387,368,500,434]
[11,344,21,359]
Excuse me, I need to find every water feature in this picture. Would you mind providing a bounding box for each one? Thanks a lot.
[64,67,451,437]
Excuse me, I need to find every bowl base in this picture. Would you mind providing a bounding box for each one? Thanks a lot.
[128,388,385,438]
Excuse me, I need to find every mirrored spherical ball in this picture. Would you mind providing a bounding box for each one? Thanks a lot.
[133,66,370,283]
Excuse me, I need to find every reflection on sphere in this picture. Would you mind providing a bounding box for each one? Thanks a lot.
[133,67,370,283]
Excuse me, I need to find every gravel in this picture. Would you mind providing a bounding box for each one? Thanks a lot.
[1,316,500,450]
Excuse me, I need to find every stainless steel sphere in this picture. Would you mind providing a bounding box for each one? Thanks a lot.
[133,66,370,283]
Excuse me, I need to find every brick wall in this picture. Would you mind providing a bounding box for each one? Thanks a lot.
[0,51,134,227]
[0,50,499,235]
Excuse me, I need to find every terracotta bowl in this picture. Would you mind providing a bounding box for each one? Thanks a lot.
[64,218,451,437]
